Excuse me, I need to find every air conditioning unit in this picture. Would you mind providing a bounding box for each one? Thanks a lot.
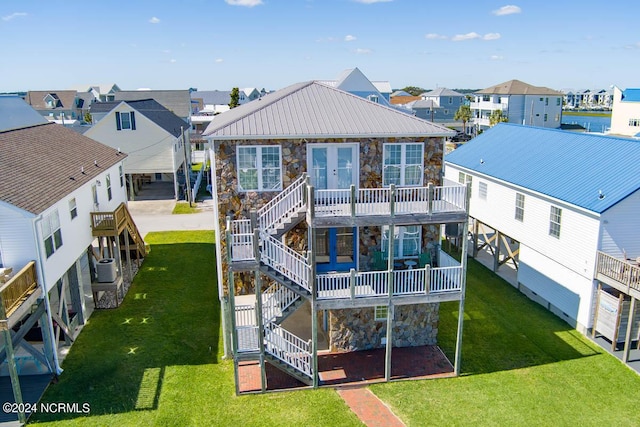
[96,258,117,283]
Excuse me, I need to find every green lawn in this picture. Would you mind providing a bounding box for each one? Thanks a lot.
[29,233,640,426]
[30,231,360,427]
[172,202,200,214]
[371,257,640,426]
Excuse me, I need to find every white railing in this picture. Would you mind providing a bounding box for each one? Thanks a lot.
[430,266,463,293]
[235,304,256,326]
[264,322,312,378]
[262,283,301,324]
[314,184,466,218]
[261,234,310,292]
[393,268,429,295]
[258,174,307,232]
[229,219,254,261]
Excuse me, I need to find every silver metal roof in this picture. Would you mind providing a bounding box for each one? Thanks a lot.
[203,81,455,139]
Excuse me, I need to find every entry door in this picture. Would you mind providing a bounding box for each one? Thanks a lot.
[308,144,358,272]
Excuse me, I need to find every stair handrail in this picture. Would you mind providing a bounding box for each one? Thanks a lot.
[264,322,312,378]
[262,283,301,324]
[257,173,307,232]
[122,203,146,256]
[260,233,311,292]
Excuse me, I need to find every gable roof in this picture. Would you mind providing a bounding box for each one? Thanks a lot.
[445,123,640,213]
[412,100,442,110]
[0,123,125,215]
[0,96,48,131]
[203,81,454,139]
[421,88,465,98]
[90,99,187,138]
[26,90,80,110]
[192,90,232,105]
[476,80,563,96]
[114,90,191,119]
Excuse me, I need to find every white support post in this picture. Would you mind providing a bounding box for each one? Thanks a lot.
[350,184,356,218]
[350,268,356,300]
[454,182,472,376]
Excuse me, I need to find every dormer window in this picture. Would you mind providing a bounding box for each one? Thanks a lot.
[368,94,379,103]
[115,111,136,131]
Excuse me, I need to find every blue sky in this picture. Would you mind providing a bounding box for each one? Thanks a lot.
[1,0,639,92]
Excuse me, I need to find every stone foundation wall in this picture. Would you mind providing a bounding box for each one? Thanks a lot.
[214,136,444,295]
[328,303,439,351]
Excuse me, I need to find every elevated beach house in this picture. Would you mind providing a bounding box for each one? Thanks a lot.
[445,123,640,367]
[204,81,470,392]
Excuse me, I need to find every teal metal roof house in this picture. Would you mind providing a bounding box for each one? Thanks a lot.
[445,124,640,365]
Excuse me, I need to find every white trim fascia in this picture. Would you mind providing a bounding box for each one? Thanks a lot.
[205,132,455,141]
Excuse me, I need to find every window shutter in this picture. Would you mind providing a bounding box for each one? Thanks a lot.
[115,112,121,130]
[130,111,136,130]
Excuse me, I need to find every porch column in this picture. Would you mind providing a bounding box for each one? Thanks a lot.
[622,297,637,364]
[0,321,25,424]
[68,259,86,325]
[385,219,396,382]
[127,174,135,201]
[454,182,472,376]
[493,230,501,272]
[254,271,266,392]
[226,220,240,395]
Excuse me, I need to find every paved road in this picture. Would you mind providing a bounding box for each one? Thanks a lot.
[127,198,215,237]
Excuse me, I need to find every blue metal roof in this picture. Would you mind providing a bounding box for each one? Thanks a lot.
[621,88,640,102]
[445,123,640,213]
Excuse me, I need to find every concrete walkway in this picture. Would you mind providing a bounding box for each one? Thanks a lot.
[127,198,215,237]
[337,387,405,427]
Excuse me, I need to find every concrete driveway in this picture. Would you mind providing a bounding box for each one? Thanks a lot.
[127,198,215,237]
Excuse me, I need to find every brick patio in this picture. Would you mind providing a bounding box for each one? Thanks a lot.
[237,345,455,393]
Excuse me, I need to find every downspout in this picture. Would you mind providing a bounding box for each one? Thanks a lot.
[32,215,63,375]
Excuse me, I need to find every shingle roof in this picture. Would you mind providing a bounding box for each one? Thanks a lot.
[203,81,455,139]
[476,80,563,96]
[115,90,191,119]
[445,123,640,213]
[90,99,187,138]
[25,90,79,110]
[0,96,48,131]
[0,123,126,214]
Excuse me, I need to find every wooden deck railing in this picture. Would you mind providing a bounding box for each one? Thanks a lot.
[596,251,640,293]
[91,203,146,257]
[0,261,38,319]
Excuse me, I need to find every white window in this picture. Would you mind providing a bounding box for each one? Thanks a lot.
[375,306,388,321]
[458,172,472,186]
[116,111,136,130]
[382,225,421,259]
[42,210,63,258]
[549,206,562,238]
[106,174,112,201]
[383,143,424,186]
[479,182,487,200]
[236,146,282,192]
[69,198,77,220]
[368,94,379,103]
[515,193,525,222]
[629,118,640,127]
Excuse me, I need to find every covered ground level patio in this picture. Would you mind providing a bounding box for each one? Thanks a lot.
[237,345,455,393]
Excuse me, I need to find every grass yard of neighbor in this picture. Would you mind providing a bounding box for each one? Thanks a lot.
[29,232,640,426]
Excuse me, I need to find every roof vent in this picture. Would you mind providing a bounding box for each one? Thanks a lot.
[598,190,605,200]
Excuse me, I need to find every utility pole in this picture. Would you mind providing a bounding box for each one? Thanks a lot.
[181,126,192,207]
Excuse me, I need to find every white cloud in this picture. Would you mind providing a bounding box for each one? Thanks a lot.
[215,58,224,63]
[352,0,392,3]
[492,5,521,16]
[354,48,372,54]
[225,0,263,6]
[483,33,501,41]
[344,35,357,42]
[162,49,171,54]
[2,12,27,21]
[490,55,504,60]
[425,33,447,40]
[149,17,160,24]
[452,32,481,42]
[170,59,177,63]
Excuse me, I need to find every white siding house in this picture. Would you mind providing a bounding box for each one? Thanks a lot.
[609,86,640,137]
[445,124,640,339]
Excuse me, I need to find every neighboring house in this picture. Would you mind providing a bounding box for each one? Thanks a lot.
[471,80,563,130]
[114,90,192,122]
[563,88,613,110]
[204,81,470,392]
[70,84,121,102]
[86,99,191,200]
[419,88,466,122]
[445,123,640,364]
[318,67,393,106]
[411,99,444,122]
[0,97,144,415]
[609,86,640,137]
[25,90,94,122]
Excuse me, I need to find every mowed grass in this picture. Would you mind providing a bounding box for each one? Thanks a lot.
[371,256,640,426]
[30,231,360,427]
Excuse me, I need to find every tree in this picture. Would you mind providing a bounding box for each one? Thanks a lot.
[489,109,509,126]
[454,105,472,134]
[83,111,92,124]
[229,87,240,109]
[401,86,426,96]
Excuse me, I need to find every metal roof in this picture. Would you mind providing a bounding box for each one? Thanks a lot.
[445,123,640,213]
[203,81,455,139]
[421,88,465,98]
[621,88,640,102]
[0,96,48,131]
